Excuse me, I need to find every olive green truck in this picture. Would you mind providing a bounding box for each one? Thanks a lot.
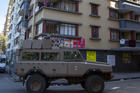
[15,40,113,93]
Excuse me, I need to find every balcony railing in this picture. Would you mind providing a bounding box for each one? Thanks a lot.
[118,1,140,13]
[119,19,140,32]
[19,1,30,16]
[35,0,80,13]
[120,40,140,47]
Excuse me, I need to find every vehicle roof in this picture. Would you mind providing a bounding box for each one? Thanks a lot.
[20,48,79,52]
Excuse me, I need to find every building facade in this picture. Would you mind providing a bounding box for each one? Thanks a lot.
[6,0,140,72]
[6,0,28,60]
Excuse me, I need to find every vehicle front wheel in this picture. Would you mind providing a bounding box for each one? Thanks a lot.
[26,74,46,93]
[85,75,104,93]
[81,82,86,89]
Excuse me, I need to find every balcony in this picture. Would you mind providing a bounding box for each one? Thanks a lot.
[118,1,140,13]
[16,20,28,32]
[119,19,140,32]
[19,0,30,16]
[120,40,140,47]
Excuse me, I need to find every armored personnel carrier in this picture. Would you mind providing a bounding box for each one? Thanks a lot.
[15,40,113,93]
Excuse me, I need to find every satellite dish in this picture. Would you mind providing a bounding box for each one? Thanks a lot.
[120,39,125,44]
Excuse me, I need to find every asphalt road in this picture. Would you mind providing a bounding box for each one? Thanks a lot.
[0,73,140,93]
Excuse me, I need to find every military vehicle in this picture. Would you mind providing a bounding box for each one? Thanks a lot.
[15,40,113,93]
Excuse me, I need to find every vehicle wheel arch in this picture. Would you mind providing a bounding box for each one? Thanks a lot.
[83,68,104,79]
[24,69,46,80]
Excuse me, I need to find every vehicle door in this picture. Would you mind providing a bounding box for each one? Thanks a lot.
[40,51,67,77]
[64,51,85,76]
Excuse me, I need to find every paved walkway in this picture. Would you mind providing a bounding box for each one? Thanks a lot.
[112,72,140,81]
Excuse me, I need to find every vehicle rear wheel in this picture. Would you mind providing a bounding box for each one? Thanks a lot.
[26,74,46,93]
[85,75,104,93]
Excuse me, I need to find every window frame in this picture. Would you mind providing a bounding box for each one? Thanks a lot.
[40,52,60,61]
[109,8,119,20]
[91,26,100,39]
[63,50,84,62]
[110,29,120,41]
[91,4,99,16]
[21,51,40,61]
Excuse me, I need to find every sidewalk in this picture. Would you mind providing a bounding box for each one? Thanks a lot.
[112,72,140,81]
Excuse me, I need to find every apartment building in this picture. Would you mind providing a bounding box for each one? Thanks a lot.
[3,0,13,37]
[6,0,27,60]
[6,0,140,72]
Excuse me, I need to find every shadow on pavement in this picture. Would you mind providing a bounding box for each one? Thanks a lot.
[46,89,87,93]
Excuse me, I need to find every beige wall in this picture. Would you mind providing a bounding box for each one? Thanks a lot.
[29,0,120,49]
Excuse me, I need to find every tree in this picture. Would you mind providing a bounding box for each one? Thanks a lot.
[0,35,8,54]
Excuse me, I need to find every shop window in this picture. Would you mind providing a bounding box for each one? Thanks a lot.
[110,30,119,41]
[22,52,39,61]
[122,52,131,64]
[41,52,59,61]
[109,9,119,20]
[64,51,81,61]
[91,4,99,16]
[91,26,100,39]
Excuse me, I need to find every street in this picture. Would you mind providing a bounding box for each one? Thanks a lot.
[0,73,140,93]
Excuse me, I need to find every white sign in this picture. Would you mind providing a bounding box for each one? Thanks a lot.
[107,55,115,66]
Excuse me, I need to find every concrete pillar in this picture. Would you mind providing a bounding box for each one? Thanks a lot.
[42,20,46,33]
[131,31,136,40]
[130,11,134,20]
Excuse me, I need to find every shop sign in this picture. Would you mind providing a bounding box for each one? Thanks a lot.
[50,37,85,49]
[107,55,115,66]
[87,51,96,62]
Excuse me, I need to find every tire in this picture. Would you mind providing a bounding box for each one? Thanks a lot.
[85,75,104,93]
[81,82,86,89]
[46,82,50,89]
[26,74,46,93]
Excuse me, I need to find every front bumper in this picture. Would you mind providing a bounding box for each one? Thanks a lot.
[0,67,5,72]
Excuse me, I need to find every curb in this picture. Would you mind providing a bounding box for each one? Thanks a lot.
[111,77,140,81]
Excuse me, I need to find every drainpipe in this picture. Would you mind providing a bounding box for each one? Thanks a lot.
[44,0,47,7]
[32,0,36,39]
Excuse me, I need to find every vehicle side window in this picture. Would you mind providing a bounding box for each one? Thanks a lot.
[41,52,59,61]
[64,51,81,61]
[22,52,39,61]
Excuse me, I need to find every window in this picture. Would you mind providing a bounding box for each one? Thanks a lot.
[41,52,59,61]
[64,51,81,61]
[22,52,39,61]
[36,23,43,35]
[46,23,77,36]
[109,9,118,19]
[47,0,78,12]
[136,33,140,40]
[91,26,100,38]
[110,30,119,41]
[91,4,99,16]
[120,32,129,39]
[110,0,118,8]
